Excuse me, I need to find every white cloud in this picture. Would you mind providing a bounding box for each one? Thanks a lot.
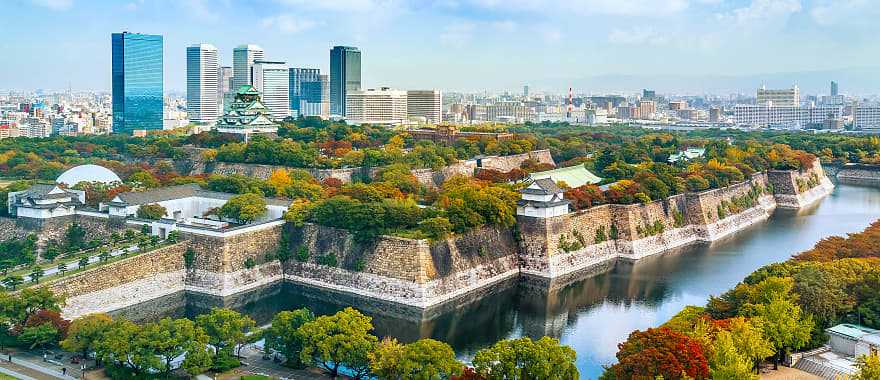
[260,14,320,34]
[608,27,669,46]
[180,0,220,22]
[31,0,72,11]
[810,0,871,26]
[726,0,802,24]
[456,0,690,17]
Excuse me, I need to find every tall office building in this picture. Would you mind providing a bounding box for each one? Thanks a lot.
[346,87,407,125]
[233,45,264,89]
[831,81,839,97]
[218,66,233,108]
[406,90,442,124]
[320,74,330,119]
[253,61,290,119]
[642,89,656,100]
[111,32,163,133]
[186,44,220,124]
[523,85,529,97]
[330,46,361,116]
[289,68,321,117]
[757,85,799,107]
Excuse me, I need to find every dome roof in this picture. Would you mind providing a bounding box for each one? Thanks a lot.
[56,165,122,186]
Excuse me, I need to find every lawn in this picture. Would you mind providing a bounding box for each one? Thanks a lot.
[0,180,12,190]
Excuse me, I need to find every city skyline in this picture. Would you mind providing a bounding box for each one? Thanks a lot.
[5,0,880,94]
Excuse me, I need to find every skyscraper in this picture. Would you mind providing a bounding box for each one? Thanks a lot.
[111,32,163,133]
[831,81,839,96]
[186,44,219,124]
[330,46,361,116]
[406,90,442,124]
[253,60,290,119]
[218,66,233,109]
[289,68,321,117]
[233,45,264,89]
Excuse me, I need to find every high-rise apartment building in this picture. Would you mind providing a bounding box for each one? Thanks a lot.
[289,68,321,117]
[406,90,442,124]
[345,87,407,125]
[186,44,219,124]
[330,46,361,116]
[734,105,842,127]
[638,100,656,120]
[111,32,163,133]
[757,85,799,107]
[831,81,839,97]
[218,66,233,108]
[233,45,264,89]
[642,89,656,100]
[253,61,290,119]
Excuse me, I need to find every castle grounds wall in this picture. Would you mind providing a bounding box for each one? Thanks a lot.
[45,243,188,319]
[835,164,880,186]
[770,161,834,208]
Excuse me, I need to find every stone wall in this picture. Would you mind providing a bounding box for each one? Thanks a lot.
[479,150,555,172]
[45,243,188,318]
[518,173,778,277]
[282,224,520,308]
[770,161,835,208]
[182,222,285,295]
[835,164,880,186]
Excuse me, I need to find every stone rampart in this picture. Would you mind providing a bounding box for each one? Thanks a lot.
[46,243,188,318]
[479,150,555,172]
[770,161,835,208]
[835,164,880,186]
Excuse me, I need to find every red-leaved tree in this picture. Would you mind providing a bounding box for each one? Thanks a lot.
[603,327,709,380]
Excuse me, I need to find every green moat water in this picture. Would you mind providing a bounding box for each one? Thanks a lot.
[116,183,880,379]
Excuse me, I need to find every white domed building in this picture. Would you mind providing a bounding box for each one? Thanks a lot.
[7,164,121,220]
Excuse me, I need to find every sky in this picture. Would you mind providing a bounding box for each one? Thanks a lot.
[3,0,880,94]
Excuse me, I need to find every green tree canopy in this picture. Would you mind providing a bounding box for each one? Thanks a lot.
[264,308,314,368]
[298,307,378,379]
[473,336,578,380]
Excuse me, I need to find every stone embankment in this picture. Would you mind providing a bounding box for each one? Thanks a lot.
[832,163,880,186]
[51,160,833,317]
[197,150,555,189]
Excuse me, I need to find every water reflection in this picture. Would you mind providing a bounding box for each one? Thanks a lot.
[114,184,880,379]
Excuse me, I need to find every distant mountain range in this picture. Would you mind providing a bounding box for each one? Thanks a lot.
[532,67,880,97]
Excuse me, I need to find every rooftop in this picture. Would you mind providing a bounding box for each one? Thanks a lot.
[528,165,602,189]
[826,324,880,340]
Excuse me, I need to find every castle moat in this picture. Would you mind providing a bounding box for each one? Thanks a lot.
[113,183,880,379]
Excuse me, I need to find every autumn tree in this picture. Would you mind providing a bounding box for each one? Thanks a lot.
[473,337,578,380]
[135,203,167,220]
[602,327,709,380]
[710,331,757,380]
[854,353,880,380]
[752,297,813,369]
[217,193,268,223]
[298,307,378,379]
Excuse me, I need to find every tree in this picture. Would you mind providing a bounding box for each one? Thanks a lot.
[264,308,314,368]
[267,168,294,197]
[473,337,578,380]
[126,170,160,189]
[135,203,167,220]
[752,297,813,369]
[298,307,378,379]
[3,275,23,290]
[78,256,89,269]
[370,338,462,380]
[217,193,268,223]
[28,266,44,283]
[61,313,114,360]
[726,317,773,374]
[854,353,880,380]
[195,308,255,357]
[139,317,209,376]
[56,261,67,275]
[64,223,86,252]
[98,248,111,263]
[18,323,58,349]
[602,327,708,380]
[710,331,757,380]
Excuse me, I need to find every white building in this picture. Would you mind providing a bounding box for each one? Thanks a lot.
[757,85,800,107]
[406,90,442,124]
[253,60,290,120]
[7,165,121,219]
[218,66,233,110]
[516,178,570,218]
[232,44,264,89]
[854,106,880,130]
[186,44,220,124]
[345,87,408,125]
[733,105,842,128]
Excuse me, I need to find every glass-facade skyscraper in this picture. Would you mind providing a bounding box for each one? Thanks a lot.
[289,67,321,117]
[112,32,163,133]
[330,46,361,117]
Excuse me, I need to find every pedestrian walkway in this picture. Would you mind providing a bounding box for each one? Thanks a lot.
[0,352,80,380]
[0,355,76,380]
